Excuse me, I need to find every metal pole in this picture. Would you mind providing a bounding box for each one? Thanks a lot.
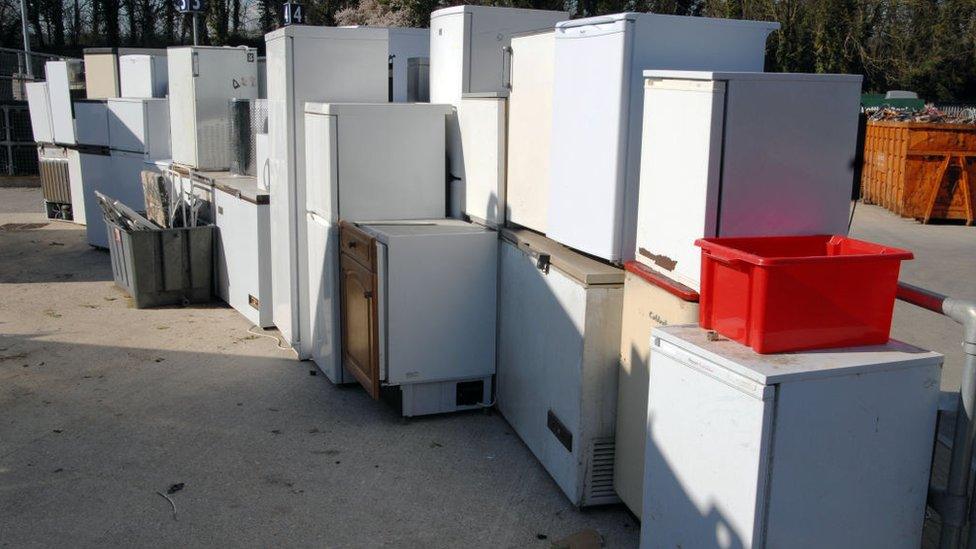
[192,12,198,45]
[18,0,31,78]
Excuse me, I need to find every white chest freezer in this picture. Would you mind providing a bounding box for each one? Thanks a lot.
[168,46,258,170]
[303,102,451,383]
[107,98,171,159]
[339,220,497,416]
[634,71,863,289]
[265,25,391,358]
[119,53,169,98]
[26,82,54,144]
[642,325,942,549]
[45,60,85,146]
[74,100,110,147]
[614,262,699,517]
[496,228,624,507]
[211,174,273,328]
[547,13,779,262]
[505,31,555,233]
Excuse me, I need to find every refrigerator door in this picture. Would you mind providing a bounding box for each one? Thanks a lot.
[83,51,120,99]
[26,83,54,143]
[458,96,506,227]
[634,78,726,288]
[306,212,343,382]
[119,54,169,98]
[506,31,555,234]
[167,48,198,167]
[548,19,631,260]
[46,61,79,146]
[429,10,470,105]
[65,149,87,225]
[642,339,773,549]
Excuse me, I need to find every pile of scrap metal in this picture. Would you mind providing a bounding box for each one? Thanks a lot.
[96,172,208,234]
[868,105,976,124]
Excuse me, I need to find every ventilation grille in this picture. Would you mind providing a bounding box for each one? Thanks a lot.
[583,437,620,506]
[228,98,268,176]
[39,157,71,204]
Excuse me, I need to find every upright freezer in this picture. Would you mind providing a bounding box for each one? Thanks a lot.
[303,102,451,383]
[266,25,420,358]
[45,60,85,146]
[119,53,169,98]
[547,13,779,262]
[107,98,171,160]
[505,30,555,233]
[429,6,567,225]
[168,46,258,170]
[634,71,863,289]
[25,82,54,144]
[613,262,699,517]
[641,325,941,548]
[212,174,273,328]
[339,220,497,416]
[496,228,624,507]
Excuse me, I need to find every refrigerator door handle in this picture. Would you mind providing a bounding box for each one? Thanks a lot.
[502,46,513,90]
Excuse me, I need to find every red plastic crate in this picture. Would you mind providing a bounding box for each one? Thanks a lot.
[695,235,913,354]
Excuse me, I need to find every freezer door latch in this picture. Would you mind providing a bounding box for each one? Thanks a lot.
[547,410,573,452]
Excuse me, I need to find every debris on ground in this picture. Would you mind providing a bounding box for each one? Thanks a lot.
[167,483,184,494]
[868,105,976,123]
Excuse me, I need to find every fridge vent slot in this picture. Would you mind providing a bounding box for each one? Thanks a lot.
[584,438,620,506]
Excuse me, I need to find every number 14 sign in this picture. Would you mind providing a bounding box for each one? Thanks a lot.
[282,2,304,25]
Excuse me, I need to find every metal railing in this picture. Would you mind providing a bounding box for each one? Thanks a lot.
[898,283,976,548]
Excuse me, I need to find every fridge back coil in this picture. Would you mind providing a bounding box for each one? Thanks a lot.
[228,98,269,176]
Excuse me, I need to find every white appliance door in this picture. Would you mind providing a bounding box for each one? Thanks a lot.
[718,78,860,238]
[267,36,297,347]
[46,62,77,145]
[306,212,342,382]
[635,79,726,290]
[642,339,773,549]
[74,101,110,147]
[506,32,554,234]
[79,153,112,247]
[168,50,197,167]
[26,83,54,143]
[429,12,469,104]
[66,149,87,225]
[108,100,148,153]
[119,55,154,98]
[548,22,631,261]
[458,97,506,227]
[304,112,337,218]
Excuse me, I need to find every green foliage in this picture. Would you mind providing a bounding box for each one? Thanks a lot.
[11,0,976,101]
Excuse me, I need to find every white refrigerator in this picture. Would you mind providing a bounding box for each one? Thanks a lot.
[119,53,169,98]
[547,13,779,262]
[642,325,941,548]
[634,71,863,290]
[25,82,54,144]
[45,60,85,146]
[167,46,258,170]
[266,25,422,358]
[107,98,171,160]
[303,102,450,383]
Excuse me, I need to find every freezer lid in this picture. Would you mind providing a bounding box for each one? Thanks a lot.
[557,12,779,31]
[644,70,863,84]
[653,325,943,386]
[500,228,624,286]
[303,102,454,116]
[358,219,492,241]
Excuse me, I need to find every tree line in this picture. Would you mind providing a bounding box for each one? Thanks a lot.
[4,0,975,101]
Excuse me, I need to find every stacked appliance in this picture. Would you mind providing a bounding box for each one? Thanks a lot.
[428,5,568,224]
[26,81,72,221]
[81,97,169,248]
[168,46,259,171]
[339,219,497,416]
[496,228,624,507]
[303,102,451,383]
[634,70,863,289]
[546,13,779,262]
[265,25,428,360]
[641,325,941,547]
[82,48,167,99]
[119,53,169,98]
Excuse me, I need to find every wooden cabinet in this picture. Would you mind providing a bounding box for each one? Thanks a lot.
[339,222,380,399]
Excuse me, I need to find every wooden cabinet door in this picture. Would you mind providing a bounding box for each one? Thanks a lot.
[340,252,380,399]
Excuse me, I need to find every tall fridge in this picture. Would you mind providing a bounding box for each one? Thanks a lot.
[546,13,779,262]
[304,103,449,383]
[266,26,427,359]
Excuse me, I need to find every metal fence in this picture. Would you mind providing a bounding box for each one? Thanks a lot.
[0,102,38,175]
[0,47,62,101]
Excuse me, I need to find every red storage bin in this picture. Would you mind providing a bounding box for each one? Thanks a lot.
[695,235,913,353]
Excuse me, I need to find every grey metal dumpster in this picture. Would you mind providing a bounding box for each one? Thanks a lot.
[105,220,214,308]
